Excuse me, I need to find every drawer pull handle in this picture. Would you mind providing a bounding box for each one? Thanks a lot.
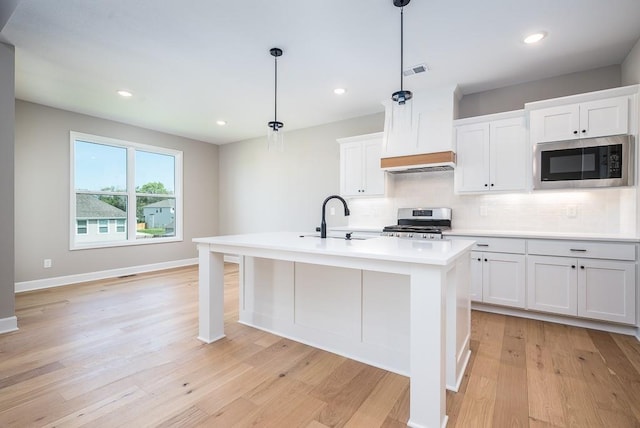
[476,244,489,247]
[570,249,587,252]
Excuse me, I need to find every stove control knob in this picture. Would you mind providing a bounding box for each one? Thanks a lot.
[407,233,413,238]
[422,234,427,239]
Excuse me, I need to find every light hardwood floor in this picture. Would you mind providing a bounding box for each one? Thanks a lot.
[1,264,640,427]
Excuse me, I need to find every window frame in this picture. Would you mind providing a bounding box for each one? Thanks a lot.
[70,131,183,250]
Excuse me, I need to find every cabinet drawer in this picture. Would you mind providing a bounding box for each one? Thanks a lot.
[454,236,526,254]
[527,240,636,261]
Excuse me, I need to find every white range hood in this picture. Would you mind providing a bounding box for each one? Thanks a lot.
[380,85,460,173]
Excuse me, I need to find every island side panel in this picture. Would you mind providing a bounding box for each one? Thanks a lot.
[446,255,472,391]
[197,244,225,343]
[408,265,447,428]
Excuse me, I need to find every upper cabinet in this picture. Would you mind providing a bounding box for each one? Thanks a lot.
[382,86,460,157]
[454,112,528,193]
[338,132,385,197]
[530,96,629,143]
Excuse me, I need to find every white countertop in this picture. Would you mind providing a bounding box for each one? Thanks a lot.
[334,225,640,243]
[446,229,640,243]
[194,232,475,266]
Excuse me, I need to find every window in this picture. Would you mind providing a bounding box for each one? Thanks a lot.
[71,132,182,249]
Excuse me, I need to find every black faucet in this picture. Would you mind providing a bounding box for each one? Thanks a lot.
[320,195,350,238]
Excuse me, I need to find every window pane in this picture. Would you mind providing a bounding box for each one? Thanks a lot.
[116,219,126,233]
[75,193,127,245]
[77,220,87,235]
[75,141,127,192]
[136,196,176,239]
[136,151,175,194]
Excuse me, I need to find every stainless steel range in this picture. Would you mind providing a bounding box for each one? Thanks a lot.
[382,207,451,239]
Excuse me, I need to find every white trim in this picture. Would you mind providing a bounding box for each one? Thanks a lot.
[223,254,240,264]
[472,302,639,337]
[0,316,18,334]
[15,258,198,293]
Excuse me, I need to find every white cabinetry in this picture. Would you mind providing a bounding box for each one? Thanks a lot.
[529,96,629,143]
[454,114,527,193]
[527,240,636,324]
[338,132,385,197]
[454,237,526,308]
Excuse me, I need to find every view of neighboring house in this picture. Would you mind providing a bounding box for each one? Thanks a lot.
[75,194,126,244]
[142,199,175,234]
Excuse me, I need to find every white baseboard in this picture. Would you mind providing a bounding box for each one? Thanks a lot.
[224,254,240,264]
[15,258,198,293]
[0,316,18,334]
[472,302,639,338]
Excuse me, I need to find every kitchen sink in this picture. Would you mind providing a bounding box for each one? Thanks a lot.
[298,233,371,241]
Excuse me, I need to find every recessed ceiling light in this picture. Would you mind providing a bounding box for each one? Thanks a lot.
[117,90,133,97]
[216,120,227,126]
[524,32,546,44]
[333,88,347,95]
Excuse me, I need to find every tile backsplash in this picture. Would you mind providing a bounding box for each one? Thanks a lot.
[347,171,638,235]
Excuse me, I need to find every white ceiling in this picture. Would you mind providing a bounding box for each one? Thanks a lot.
[2,0,640,145]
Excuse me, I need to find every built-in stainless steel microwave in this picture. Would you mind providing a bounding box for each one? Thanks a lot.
[533,135,634,189]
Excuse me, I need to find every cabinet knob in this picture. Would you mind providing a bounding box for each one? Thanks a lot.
[581,130,586,133]
[477,258,481,261]
[490,183,494,187]
[573,130,578,134]
[580,266,585,269]
[571,265,576,269]
[484,184,488,187]
[484,258,488,262]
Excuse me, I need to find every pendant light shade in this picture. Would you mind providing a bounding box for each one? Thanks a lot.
[392,0,412,105]
[267,47,284,152]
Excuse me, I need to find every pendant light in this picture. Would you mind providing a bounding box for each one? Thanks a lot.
[391,0,412,105]
[267,47,284,151]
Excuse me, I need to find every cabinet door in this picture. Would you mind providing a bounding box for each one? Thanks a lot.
[578,259,636,324]
[362,139,385,196]
[530,104,580,143]
[482,253,526,308]
[490,117,527,191]
[454,122,490,192]
[469,251,483,302]
[579,97,629,139]
[340,142,364,196]
[527,255,578,316]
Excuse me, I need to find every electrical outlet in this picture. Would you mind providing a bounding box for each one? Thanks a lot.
[479,206,488,217]
[566,205,577,218]
[43,259,52,268]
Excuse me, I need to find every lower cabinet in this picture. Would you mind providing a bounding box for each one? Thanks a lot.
[528,255,636,324]
[452,235,638,327]
[451,237,526,308]
[471,251,526,308]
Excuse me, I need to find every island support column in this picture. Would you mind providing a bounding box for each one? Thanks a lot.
[407,265,447,428]
[197,244,225,343]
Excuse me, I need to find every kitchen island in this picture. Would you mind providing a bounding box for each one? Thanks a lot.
[193,232,474,428]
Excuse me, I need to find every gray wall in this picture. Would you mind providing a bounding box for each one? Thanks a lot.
[458,65,622,118]
[0,43,15,321]
[218,113,384,235]
[622,37,640,85]
[15,101,219,282]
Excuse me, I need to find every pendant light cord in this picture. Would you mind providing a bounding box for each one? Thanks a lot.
[400,6,404,91]
[274,54,278,124]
